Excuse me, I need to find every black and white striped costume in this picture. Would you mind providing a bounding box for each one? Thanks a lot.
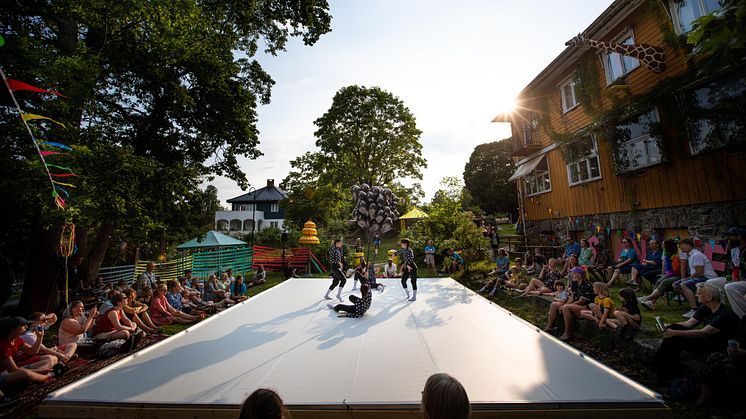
[398,248,418,290]
[328,246,346,290]
[333,287,372,317]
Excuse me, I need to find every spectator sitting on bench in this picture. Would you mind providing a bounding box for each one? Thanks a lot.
[673,238,719,319]
[654,283,739,381]
[638,239,686,311]
[607,238,638,287]
[557,267,595,340]
[627,239,662,287]
[590,242,611,281]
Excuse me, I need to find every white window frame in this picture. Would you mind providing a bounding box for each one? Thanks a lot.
[524,156,552,197]
[566,136,603,186]
[602,29,640,85]
[559,76,579,113]
[270,221,279,229]
[615,108,663,173]
[669,0,722,35]
[270,203,279,212]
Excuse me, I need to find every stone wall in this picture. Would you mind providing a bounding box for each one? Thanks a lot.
[523,200,746,242]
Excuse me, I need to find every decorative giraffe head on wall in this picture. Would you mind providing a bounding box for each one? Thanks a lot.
[566,34,666,73]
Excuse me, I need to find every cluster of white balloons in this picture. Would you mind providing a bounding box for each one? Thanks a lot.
[351,184,399,235]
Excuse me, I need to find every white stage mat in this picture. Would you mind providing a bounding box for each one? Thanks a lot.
[42,277,664,416]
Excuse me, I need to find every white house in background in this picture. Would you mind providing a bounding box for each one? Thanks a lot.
[215,179,288,236]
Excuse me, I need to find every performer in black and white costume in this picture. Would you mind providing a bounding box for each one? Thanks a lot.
[328,282,372,317]
[324,239,346,302]
[398,239,418,301]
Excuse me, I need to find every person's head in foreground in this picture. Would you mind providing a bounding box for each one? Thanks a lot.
[240,388,289,419]
[421,373,471,419]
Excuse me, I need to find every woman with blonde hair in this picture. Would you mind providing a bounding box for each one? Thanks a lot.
[421,373,471,419]
[149,284,200,325]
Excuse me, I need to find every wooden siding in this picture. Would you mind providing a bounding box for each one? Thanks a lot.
[511,3,746,222]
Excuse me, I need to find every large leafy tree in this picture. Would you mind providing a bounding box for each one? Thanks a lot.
[0,0,331,312]
[687,0,746,74]
[282,85,426,227]
[463,138,518,216]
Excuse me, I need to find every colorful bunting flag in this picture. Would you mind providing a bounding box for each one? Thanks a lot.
[7,79,67,98]
[21,113,66,128]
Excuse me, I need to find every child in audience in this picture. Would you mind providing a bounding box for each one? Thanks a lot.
[607,288,642,339]
[552,280,569,303]
[520,258,561,296]
[504,258,529,291]
[239,388,288,419]
[580,282,614,330]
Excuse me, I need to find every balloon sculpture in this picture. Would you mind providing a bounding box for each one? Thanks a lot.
[351,184,400,238]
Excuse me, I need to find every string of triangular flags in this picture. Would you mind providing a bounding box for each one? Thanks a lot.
[0,60,75,209]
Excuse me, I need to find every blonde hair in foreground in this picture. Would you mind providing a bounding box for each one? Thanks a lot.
[421,373,471,419]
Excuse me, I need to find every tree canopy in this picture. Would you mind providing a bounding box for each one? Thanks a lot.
[282,85,426,227]
[0,0,332,311]
[463,138,518,216]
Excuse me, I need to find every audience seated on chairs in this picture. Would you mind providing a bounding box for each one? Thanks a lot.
[230,276,249,302]
[149,284,201,325]
[521,258,561,296]
[673,238,720,319]
[607,238,638,286]
[0,317,58,377]
[421,373,471,419]
[239,388,288,419]
[59,300,98,348]
[122,288,160,334]
[627,239,662,288]
[248,265,267,288]
[638,239,685,311]
[21,312,77,363]
[653,283,739,381]
[557,268,595,341]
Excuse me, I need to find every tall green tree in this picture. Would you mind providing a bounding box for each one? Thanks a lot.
[687,0,746,74]
[1,0,331,312]
[283,85,426,227]
[463,138,518,217]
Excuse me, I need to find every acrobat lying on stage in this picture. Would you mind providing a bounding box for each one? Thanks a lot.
[327,282,372,318]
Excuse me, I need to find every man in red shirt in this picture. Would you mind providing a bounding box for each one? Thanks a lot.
[0,317,54,390]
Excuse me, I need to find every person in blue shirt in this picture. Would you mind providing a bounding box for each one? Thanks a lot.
[627,239,663,287]
[166,280,194,314]
[446,249,464,274]
[230,276,248,302]
[424,240,437,275]
[561,237,582,271]
[607,238,638,287]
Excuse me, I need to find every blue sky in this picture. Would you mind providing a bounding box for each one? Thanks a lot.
[207,0,614,204]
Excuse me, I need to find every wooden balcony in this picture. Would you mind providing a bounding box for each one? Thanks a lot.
[512,127,543,157]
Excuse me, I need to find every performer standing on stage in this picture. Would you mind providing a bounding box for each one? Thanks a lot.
[328,283,372,317]
[398,239,418,302]
[324,239,346,302]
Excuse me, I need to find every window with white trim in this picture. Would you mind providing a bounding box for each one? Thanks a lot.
[524,155,551,197]
[602,29,640,85]
[669,0,722,34]
[270,203,279,212]
[615,108,663,173]
[565,135,602,186]
[270,221,279,229]
[559,77,579,113]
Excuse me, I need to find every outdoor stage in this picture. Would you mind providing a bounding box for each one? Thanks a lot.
[40,278,669,418]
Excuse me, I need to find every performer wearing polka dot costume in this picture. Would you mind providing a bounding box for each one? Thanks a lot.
[328,283,372,318]
[324,239,346,302]
[398,239,418,302]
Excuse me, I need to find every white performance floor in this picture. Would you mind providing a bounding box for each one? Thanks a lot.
[42,278,665,418]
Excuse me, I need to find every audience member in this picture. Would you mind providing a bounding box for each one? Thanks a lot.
[138,287,154,305]
[21,312,76,363]
[384,259,398,278]
[638,239,686,311]
[521,258,561,296]
[654,284,739,380]
[445,249,463,274]
[226,268,236,284]
[424,240,437,275]
[627,239,662,287]
[93,293,139,342]
[607,238,638,286]
[138,262,158,291]
[149,284,200,325]
[524,250,541,276]
[579,282,614,331]
[673,238,719,319]
[590,242,610,280]
[724,228,746,318]
[230,276,249,302]
[504,258,529,291]
[249,265,267,288]
[561,254,579,277]
[698,314,746,405]
[489,248,510,278]
[98,290,120,316]
[421,373,471,419]
[558,267,595,340]
[239,388,288,419]
[0,317,58,375]
[607,288,641,339]
[561,237,581,270]
[59,300,97,347]
[123,288,159,334]
[205,274,234,306]
[167,280,196,314]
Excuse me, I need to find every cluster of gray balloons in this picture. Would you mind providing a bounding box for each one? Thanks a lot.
[351,184,400,235]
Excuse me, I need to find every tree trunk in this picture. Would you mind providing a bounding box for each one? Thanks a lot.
[83,222,115,286]
[17,221,62,315]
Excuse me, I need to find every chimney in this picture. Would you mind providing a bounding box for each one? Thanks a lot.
[267,179,275,188]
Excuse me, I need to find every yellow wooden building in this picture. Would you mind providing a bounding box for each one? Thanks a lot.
[498,0,745,254]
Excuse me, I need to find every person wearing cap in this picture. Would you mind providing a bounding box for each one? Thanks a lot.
[0,317,58,377]
[673,238,720,319]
